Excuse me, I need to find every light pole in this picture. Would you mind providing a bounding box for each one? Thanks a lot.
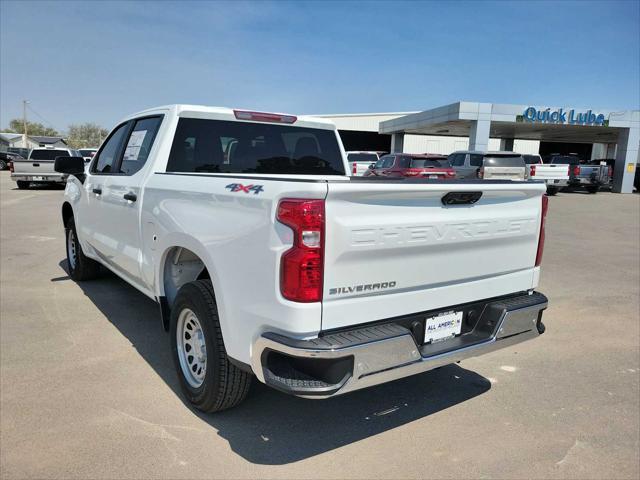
[22,100,30,147]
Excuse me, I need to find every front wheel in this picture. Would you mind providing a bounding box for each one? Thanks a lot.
[586,185,599,194]
[546,186,559,196]
[16,181,29,189]
[65,217,101,281]
[170,280,252,413]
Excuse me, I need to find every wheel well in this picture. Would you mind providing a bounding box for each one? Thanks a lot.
[162,247,209,309]
[62,202,73,226]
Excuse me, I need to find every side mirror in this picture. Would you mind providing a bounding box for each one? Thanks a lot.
[55,156,85,175]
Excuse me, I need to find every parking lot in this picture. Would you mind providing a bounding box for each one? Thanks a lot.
[0,171,638,479]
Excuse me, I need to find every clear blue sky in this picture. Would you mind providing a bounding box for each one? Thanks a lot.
[1,0,638,132]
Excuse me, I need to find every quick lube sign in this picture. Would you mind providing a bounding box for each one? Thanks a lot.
[522,106,606,126]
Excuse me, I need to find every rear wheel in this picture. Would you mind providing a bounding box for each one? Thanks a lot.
[0,159,6,170]
[65,217,101,281]
[546,186,559,196]
[170,280,251,412]
[16,181,29,189]
[586,185,599,194]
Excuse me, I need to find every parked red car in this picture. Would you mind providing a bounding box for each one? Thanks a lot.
[364,153,455,178]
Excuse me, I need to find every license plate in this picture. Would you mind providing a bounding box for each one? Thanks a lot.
[424,311,463,344]
[428,175,439,179]
[32,176,44,181]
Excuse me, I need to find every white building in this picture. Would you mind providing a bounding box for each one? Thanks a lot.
[316,101,639,193]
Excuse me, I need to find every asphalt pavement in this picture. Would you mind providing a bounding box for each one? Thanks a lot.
[1,172,638,479]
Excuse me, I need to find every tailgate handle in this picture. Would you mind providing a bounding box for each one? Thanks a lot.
[442,191,482,206]
[32,163,40,167]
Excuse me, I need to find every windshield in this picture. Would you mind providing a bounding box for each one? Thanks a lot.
[347,153,378,163]
[29,149,70,160]
[483,155,525,167]
[167,118,345,175]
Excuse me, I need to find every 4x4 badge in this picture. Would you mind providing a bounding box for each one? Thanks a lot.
[225,183,264,195]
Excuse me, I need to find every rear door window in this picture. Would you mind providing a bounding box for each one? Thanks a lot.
[469,154,483,167]
[120,116,163,175]
[450,154,465,166]
[167,118,345,175]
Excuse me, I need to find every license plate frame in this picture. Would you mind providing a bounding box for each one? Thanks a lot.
[424,310,463,344]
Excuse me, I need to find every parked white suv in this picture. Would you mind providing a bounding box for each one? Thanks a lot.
[56,105,549,412]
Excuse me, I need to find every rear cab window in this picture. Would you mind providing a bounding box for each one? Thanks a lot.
[347,152,378,164]
[167,118,345,175]
[29,149,70,160]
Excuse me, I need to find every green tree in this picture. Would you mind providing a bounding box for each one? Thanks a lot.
[3,119,59,136]
[66,123,109,149]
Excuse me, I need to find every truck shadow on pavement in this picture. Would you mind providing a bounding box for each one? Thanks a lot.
[56,261,492,465]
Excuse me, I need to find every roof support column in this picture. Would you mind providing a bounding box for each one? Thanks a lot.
[391,133,404,153]
[613,126,639,193]
[469,119,490,151]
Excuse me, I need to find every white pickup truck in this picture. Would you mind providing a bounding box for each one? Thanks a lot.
[523,154,569,196]
[56,105,549,412]
[11,147,83,189]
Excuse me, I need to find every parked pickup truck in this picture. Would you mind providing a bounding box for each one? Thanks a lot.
[346,151,381,176]
[523,154,569,196]
[55,105,549,412]
[11,147,82,189]
[548,155,609,194]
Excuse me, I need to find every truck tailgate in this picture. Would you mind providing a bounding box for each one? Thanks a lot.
[531,164,569,180]
[12,159,56,175]
[322,181,544,330]
[483,167,525,180]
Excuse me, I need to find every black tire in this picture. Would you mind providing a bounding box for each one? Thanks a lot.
[16,180,30,189]
[586,185,599,194]
[546,186,559,196]
[0,159,6,170]
[171,280,251,413]
[65,217,101,281]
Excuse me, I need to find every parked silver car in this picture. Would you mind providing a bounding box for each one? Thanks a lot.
[448,151,527,180]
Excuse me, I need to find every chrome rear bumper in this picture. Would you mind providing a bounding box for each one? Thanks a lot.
[252,292,547,398]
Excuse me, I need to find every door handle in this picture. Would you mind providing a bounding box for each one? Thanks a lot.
[123,192,137,202]
[92,188,102,195]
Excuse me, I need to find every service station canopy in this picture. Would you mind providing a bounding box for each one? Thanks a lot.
[378,102,638,144]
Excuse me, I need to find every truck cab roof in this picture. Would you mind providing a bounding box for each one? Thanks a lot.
[121,104,337,131]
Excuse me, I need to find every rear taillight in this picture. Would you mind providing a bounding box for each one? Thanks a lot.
[277,199,324,302]
[234,109,297,124]
[478,167,484,179]
[8,161,14,173]
[608,166,613,178]
[352,163,357,175]
[403,169,421,176]
[446,170,456,177]
[573,165,580,176]
[530,165,536,177]
[535,195,549,267]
